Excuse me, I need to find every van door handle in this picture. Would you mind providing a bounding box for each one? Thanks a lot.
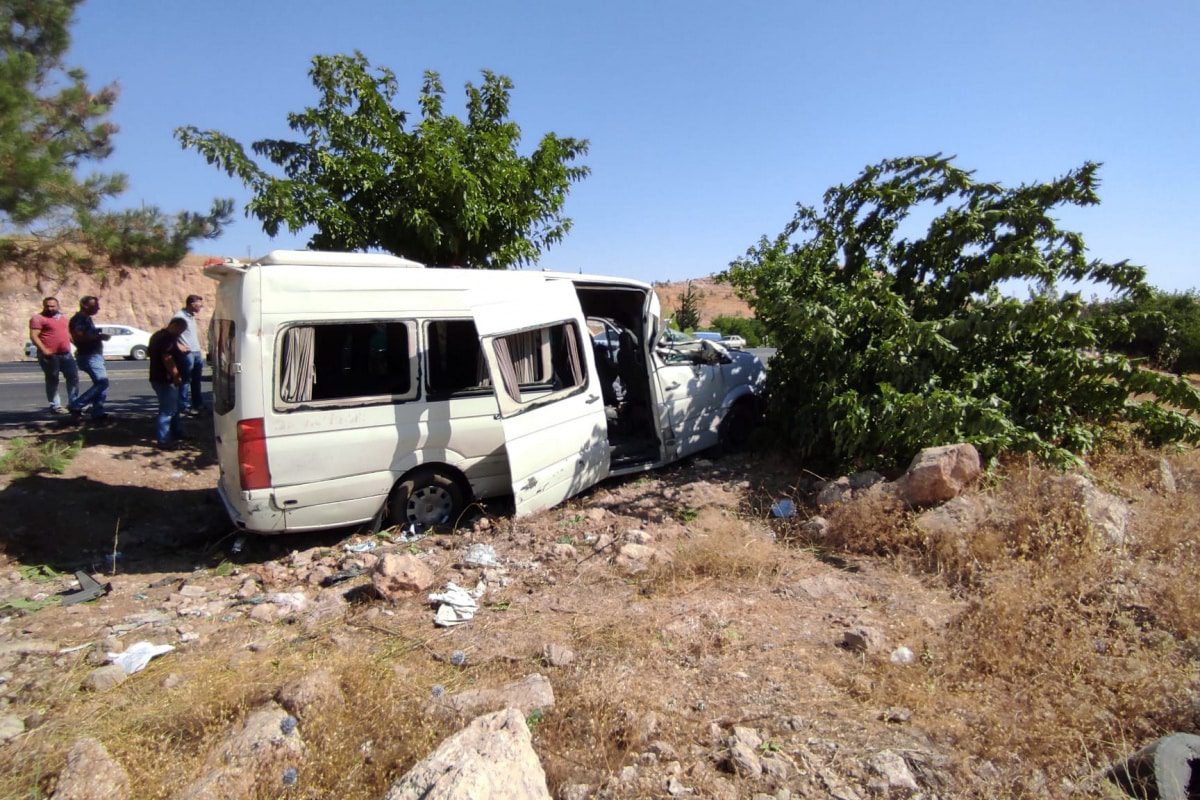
[585,394,600,404]
[665,382,680,390]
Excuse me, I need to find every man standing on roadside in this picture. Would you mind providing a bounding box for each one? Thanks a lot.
[68,296,111,421]
[148,317,189,447]
[171,294,205,415]
[28,297,78,416]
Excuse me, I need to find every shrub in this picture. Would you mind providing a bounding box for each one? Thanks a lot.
[725,155,1200,470]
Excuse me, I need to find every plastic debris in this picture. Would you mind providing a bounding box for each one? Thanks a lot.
[889,646,915,665]
[462,543,500,568]
[107,641,175,675]
[343,540,377,554]
[62,571,110,606]
[428,580,485,627]
[770,499,796,518]
[282,766,298,786]
[230,536,245,555]
[280,715,298,735]
[431,684,445,698]
[395,522,426,543]
[450,650,466,667]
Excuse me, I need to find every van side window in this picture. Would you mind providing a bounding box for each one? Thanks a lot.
[213,319,236,415]
[276,321,416,408]
[491,321,585,406]
[426,319,491,397]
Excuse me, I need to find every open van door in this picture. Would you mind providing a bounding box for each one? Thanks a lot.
[470,281,611,516]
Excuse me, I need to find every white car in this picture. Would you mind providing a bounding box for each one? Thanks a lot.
[719,334,746,349]
[96,324,151,360]
[25,324,151,360]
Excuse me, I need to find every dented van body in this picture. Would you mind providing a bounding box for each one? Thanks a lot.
[206,250,765,534]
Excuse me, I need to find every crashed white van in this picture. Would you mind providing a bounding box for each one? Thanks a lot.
[206,250,765,534]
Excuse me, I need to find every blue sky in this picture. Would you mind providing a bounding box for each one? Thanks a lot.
[70,0,1198,292]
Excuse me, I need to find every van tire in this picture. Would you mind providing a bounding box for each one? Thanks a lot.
[387,467,466,529]
[717,398,756,452]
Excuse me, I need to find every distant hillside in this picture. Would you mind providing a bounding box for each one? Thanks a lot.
[4,260,756,361]
[653,277,753,328]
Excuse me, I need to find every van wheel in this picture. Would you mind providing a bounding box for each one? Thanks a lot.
[387,468,466,529]
[718,399,756,452]
[130,345,148,360]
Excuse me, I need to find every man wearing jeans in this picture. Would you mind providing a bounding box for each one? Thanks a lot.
[68,296,111,421]
[28,297,78,415]
[148,318,188,447]
[171,294,205,414]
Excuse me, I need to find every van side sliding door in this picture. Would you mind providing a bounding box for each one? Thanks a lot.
[470,281,611,516]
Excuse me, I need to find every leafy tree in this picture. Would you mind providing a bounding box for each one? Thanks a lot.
[1,0,232,285]
[176,53,589,269]
[674,281,702,330]
[725,155,1200,469]
[1086,289,1200,375]
[710,314,767,347]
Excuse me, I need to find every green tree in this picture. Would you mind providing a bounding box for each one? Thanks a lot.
[1086,289,1200,375]
[725,155,1200,469]
[1,0,232,285]
[176,53,590,269]
[674,281,702,330]
[710,314,767,347]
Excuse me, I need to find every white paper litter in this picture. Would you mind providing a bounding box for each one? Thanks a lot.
[462,543,500,568]
[428,580,486,627]
[266,592,308,611]
[107,641,175,674]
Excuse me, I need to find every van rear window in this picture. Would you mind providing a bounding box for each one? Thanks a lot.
[277,321,416,408]
[213,319,236,415]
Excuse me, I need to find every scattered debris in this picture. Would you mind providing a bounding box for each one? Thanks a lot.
[429,581,485,627]
[462,543,500,568]
[770,499,796,518]
[107,641,174,675]
[61,571,110,606]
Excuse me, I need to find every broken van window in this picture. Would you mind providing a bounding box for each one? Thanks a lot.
[277,321,415,406]
[491,321,584,405]
[213,319,236,415]
[426,319,491,397]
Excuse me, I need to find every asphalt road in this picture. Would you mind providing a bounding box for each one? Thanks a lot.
[0,359,209,432]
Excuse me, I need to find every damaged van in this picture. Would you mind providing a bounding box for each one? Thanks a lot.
[206,250,765,534]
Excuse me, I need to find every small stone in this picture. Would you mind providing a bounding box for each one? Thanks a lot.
[179,631,200,644]
[162,673,183,689]
[82,665,127,692]
[881,706,913,724]
[866,749,919,791]
[890,645,915,665]
[800,516,830,538]
[624,529,653,545]
[593,534,614,552]
[371,553,434,600]
[0,713,24,742]
[275,669,344,719]
[179,584,207,598]
[544,542,577,561]
[542,643,576,667]
[840,627,883,655]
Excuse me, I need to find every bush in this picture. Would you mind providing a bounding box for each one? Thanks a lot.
[709,315,768,347]
[725,155,1200,470]
[1086,289,1200,374]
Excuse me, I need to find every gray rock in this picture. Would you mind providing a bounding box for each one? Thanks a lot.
[0,713,24,742]
[816,477,852,509]
[913,495,990,544]
[615,543,668,575]
[51,737,130,800]
[840,626,884,655]
[848,470,885,491]
[171,702,303,800]
[800,516,830,538]
[275,668,344,720]
[542,643,576,668]
[866,749,919,792]
[895,443,982,507]
[560,784,592,800]
[1106,732,1200,800]
[543,543,577,561]
[725,727,764,778]
[1156,458,1177,494]
[1051,474,1132,547]
[384,707,551,800]
[442,673,555,719]
[82,665,127,693]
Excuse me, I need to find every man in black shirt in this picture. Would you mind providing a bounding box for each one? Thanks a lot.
[148,318,188,447]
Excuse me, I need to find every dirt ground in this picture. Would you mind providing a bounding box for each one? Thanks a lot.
[0,416,1195,799]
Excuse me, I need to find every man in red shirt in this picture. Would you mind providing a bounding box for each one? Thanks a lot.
[28,297,79,415]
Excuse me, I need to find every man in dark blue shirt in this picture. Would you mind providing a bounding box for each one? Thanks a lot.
[69,296,111,421]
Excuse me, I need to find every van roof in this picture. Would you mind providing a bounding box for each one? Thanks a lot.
[256,250,425,268]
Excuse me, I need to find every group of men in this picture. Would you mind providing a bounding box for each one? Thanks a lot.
[28,294,206,447]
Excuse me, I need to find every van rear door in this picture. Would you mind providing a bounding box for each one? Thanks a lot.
[471,281,610,516]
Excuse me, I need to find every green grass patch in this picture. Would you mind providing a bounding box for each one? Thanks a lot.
[0,436,82,476]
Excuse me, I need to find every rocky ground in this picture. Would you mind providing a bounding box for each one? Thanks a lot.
[0,416,1196,799]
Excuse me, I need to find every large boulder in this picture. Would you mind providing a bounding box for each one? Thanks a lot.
[51,737,130,800]
[172,702,303,800]
[441,673,555,720]
[1105,733,1200,800]
[384,708,551,800]
[895,444,982,507]
[372,554,434,601]
[913,494,992,557]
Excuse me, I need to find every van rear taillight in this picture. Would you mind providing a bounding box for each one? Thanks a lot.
[237,418,271,491]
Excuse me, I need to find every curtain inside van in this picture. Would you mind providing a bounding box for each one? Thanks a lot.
[280,326,316,402]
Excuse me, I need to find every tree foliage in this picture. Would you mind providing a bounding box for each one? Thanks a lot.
[674,281,702,330]
[725,155,1200,469]
[1086,289,1200,375]
[0,0,231,285]
[176,53,590,269]
[710,314,767,347]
